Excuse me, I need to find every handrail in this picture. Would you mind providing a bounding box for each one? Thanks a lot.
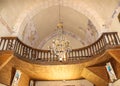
[0,32,120,62]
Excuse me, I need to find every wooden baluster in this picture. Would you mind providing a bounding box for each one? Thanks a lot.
[27,48,30,59]
[14,39,17,52]
[17,42,20,54]
[96,42,99,54]
[42,52,44,61]
[83,49,86,58]
[69,52,71,61]
[44,52,45,61]
[38,51,41,60]
[0,38,2,46]
[18,43,21,55]
[15,40,18,53]
[19,43,22,56]
[5,39,9,50]
[0,38,2,50]
[48,51,51,61]
[37,51,40,60]
[80,50,82,57]
[21,44,24,56]
[36,50,39,60]
[75,51,77,60]
[66,52,68,60]
[94,44,97,55]
[99,40,102,52]
[102,38,105,49]
[89,47,91,57]
[107,34,111,45]
[40,51,42,60]
[77,50,79,57]
[86,48,89,57]
[30,49,33,59]
[90,47,93,56]
[110,34,114,45]
[72,51,74,59]
[20,44,23,56]
[77,50,80,60]
[23,45,26,58]
[79,50,81,59]
[114,33,119,44]
[12,39,16,50]
[41,51,43,61]
[2,39,6,50]
[87,48,89,57]
[103,35,107,47]
[49,51,52,61]
[43,52,45,61]
[20,44,24,58]
[8,39,13,50]
[34,50,36,60]
[46,52,48,61]
[72,51,74,60]
[41,52,43,61]
[86,48,88,57]
[68,52,70,60]
[17,41,20,54]
[22,44,25,57]
[90,47,93,57]
[31,49,34,60]
[92,45,95,55]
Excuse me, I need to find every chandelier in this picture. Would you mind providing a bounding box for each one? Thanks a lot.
[48,0,72,61]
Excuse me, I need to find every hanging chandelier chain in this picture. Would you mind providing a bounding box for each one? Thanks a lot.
[48,0,72,62]
[58,0,61,23]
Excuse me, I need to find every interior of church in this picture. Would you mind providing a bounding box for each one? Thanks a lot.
[0,0,120,86]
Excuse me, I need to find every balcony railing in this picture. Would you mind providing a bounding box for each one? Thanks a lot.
[0,32,120,63]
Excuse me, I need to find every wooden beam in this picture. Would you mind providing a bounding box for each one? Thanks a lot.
[0,54,13,71]
[81,68,108,86]
[108,49,120,63]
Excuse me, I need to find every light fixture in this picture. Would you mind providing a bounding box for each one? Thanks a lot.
[48,0,72,61]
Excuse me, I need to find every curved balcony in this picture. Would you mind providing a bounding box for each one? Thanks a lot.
[0,32,120,64]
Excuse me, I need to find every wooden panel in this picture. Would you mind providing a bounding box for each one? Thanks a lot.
[110,58,120,79]
[1,48,120,86]
[0,60,15,85]
[18,72,30,86]
[81,68,108,86]
[108,49,120,63]
[87,66,109,82]
[0,52,13,70]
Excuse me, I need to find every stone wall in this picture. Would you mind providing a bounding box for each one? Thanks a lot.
[35,79,93,86]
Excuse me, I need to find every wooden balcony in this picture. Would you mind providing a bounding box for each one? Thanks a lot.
[1,32,120,86]
[0,32,120,64]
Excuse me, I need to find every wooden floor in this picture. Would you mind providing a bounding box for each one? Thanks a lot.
[0,48,120,86]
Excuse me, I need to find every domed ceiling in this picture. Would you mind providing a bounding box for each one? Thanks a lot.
[0,0,120,49]
[22,6,98,49]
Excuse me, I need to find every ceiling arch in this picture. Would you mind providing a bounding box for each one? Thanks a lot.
[12,0,105,38]
[38,30,87,49]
